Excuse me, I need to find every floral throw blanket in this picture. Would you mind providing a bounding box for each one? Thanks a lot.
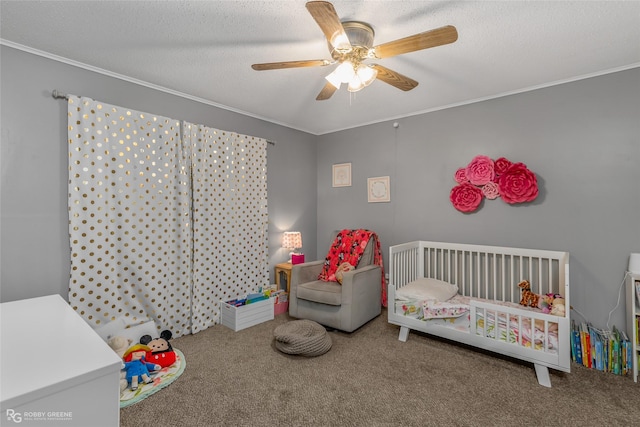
[318,229,387,306]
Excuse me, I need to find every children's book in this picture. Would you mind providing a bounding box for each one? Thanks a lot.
[620,330,630,375]
[571,321,582,365]
[612,326,622,375]
[588,325,604,371]
[580,322,591,368]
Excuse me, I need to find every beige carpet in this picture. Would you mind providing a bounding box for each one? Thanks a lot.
[120,309,639,426]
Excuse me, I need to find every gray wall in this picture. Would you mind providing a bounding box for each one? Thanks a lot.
[0,45,318,302]
[2,44,639,332]
[317,68,640,331]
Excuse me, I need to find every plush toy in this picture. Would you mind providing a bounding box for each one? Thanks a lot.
[550,297,566,316]
[537,295,553,314]
[518,280,540,308]
[335,262,355,285]
[537,293,561,314]
[107,336,131,359]
[140,330,177,368]
[122,344,161,390]
[107,336,132,393]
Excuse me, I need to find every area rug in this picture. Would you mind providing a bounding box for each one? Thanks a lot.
[120,348,186,408]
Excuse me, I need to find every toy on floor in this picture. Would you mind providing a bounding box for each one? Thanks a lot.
[123,344,161,390]
[107,336,132,393]
[140,330,177,368]
[107,336,131,358]
[518,280,540,308]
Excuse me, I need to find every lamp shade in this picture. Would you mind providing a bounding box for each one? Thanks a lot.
[282,232,302,250]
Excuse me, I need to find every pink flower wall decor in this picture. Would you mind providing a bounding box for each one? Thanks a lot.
[451,155,538,212]
[497,162,539,204]
[465,155,495,185]
[481,181,500,200]
[454,168,467,184]
[494,157,512,176]
[450,183,484,213]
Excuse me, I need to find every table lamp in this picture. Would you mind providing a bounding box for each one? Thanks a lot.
[282,231,303,264]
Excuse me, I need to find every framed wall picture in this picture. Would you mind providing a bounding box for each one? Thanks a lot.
[332,163,352,187]
[368,176,390,203]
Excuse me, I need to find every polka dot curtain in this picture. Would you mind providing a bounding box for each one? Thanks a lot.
[185,123,268,333]
[67,96,268,337]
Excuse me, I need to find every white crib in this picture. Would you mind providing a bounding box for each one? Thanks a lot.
[388,241,571,387]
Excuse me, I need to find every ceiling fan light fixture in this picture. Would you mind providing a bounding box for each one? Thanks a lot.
[347,75,364,93]
[334,61,356,83]
[347,80,364,93]
[330,32,352,53]
[356,64,377,87]
[325,70,342,89]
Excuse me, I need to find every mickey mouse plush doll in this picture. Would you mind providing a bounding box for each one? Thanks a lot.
[140,330,177,368]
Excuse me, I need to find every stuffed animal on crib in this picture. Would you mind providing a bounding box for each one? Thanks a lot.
[537,295,553,313]
[518,280,540,308]
[537,293,563,314]
[122,344,161,391]
[140,330,177,368]
[550,297,566,316]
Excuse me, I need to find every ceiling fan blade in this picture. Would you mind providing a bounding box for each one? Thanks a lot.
[373,25,458,59]
[306,1,351,51]
[316,82,338,100]
[371,65,418,91]
[252,59,331,71]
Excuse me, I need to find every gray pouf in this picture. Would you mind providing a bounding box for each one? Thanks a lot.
[274,320,332,357]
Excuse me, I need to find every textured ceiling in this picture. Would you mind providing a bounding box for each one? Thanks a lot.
[1,1,639,135]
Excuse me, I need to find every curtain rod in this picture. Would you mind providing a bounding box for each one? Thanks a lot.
[51,89,276,146]
[51,89,69,100]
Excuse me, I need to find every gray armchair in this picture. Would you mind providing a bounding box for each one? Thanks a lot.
[288,234,382,332]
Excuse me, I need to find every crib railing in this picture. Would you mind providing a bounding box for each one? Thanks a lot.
[390,241,570,311]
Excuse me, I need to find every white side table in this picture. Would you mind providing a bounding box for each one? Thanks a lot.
[1,295,122,426]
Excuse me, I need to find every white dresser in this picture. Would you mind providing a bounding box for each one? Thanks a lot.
[1,295,122,426]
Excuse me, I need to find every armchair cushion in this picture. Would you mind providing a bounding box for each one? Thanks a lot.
[297,280,342,306]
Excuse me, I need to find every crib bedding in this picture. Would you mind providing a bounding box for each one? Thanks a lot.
[395,294,559,353]
[476,308,559,353]
[396,294,469,319]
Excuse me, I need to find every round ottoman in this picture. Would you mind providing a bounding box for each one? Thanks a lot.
[274,320,332,357]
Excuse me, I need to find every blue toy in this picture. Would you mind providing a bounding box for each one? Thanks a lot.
[122,344,161,390]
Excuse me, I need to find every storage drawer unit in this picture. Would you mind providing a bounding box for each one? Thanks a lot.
[220,297,274,331]
[1,295,122,427]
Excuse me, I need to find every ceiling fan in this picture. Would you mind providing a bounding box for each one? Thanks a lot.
[251,1,458,101]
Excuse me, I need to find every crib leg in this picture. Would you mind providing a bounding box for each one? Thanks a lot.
[534,364,551,388]
[398,326,410,342]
